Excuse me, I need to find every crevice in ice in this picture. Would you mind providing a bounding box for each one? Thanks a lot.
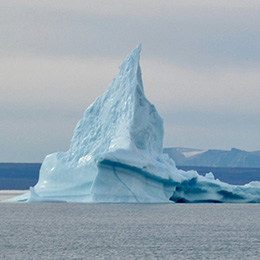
[99,159,179,185]
[217,190,244,200]
[112,166,139,202]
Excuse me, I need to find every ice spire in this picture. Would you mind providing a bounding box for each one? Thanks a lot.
[68,43,164,162]
[23,44,166,202]
[117,43,144,93]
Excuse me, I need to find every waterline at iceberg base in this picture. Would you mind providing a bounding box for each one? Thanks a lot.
[8,45,260,203]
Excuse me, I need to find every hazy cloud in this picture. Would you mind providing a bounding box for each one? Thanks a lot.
[1,1,260,67]
[1,0,260,161]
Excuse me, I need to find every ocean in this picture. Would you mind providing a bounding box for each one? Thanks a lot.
[1,193,260,260]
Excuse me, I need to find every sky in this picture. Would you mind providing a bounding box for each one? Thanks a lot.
[1,0,260,162]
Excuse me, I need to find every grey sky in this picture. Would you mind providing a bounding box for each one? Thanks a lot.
[1,0,260,162]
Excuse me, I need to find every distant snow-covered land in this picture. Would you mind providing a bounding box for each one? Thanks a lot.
[164,147,260,168]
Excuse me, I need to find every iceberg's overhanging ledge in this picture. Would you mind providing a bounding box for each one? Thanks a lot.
[8,45,260,203]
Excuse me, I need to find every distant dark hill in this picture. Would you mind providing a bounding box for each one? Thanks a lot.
[164,147,260,168]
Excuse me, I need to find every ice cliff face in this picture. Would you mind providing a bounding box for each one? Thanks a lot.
[9,45,260,203]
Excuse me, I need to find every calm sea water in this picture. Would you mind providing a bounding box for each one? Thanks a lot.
[1,201,260,260]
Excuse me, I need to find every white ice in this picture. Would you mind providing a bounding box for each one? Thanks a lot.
[7,45,260,203]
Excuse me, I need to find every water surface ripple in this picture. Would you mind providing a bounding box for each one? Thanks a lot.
[1,203,259,260]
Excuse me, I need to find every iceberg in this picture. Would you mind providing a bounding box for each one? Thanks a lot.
[8,44,260,203]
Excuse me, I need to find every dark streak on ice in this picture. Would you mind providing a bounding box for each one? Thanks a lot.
[99,159,178,185]
[113,166,139,202]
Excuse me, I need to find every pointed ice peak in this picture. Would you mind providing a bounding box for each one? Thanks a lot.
[132,43,142,57]
[119,43,142,72]
[126,43,142,61]
[114,43,144,97]
[69,43,163,159]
